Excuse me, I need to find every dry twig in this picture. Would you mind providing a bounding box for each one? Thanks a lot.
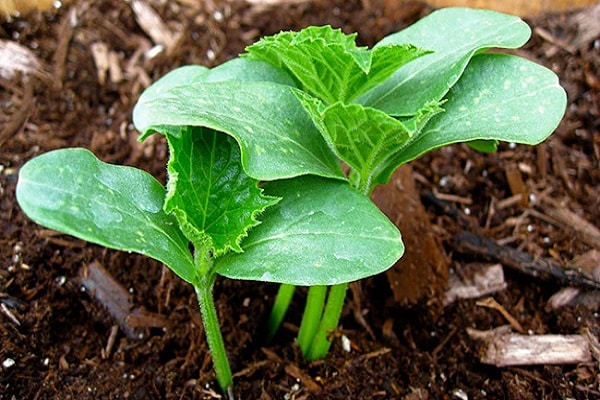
[79,261,168,339]
[468,325,593,367]
[130,0,177,52]
[444,263,506,305]
[475,297,524,333]
[454,231,600,290]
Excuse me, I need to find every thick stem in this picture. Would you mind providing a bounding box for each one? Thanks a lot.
[297,285,327,355]
[193,248,233,395]
[265,283,296,343]
[306,283,348,360]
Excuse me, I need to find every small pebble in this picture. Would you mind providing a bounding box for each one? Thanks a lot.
[341,334,351,352]
[527,224,534,232]
[452,388,468,400]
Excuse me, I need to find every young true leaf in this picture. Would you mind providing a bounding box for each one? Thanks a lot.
[358,7,531,116]
[393,53,567,165]
[311,101,413,192]
[15,148,196,284]
[133,80,343,181]
[215,175,404,286]
[245,25,428,104]
[164,126,280,257]
[298,93,443,191]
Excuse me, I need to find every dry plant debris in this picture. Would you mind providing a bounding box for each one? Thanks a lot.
[468,325,593,367]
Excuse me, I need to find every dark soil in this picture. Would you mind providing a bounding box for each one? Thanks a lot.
[1,1,599,399]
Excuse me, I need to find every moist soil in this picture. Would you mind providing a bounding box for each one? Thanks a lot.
[1,1,599,399]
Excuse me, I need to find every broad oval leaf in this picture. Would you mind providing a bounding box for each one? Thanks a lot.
[201,57,296,85]
[395,53,567,164]
[165,127,279,257]
[16,148,196,284]
[137,65,210,102]
[136,58,295,110]
[133,80,344,181]
[358,7,531,116]
[215,176,404,286]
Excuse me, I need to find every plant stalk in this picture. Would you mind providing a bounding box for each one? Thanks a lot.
[193,249,234,395]
[297,285,327,355]
[265,283,296,343]
[306,283,347,360]
[302,177,370,360]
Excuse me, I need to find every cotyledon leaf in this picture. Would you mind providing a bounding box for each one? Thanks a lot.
[357,7,531,116]
[215,175,404,286]
[394,53,567,165]
[15,148,196,284]
[164,127,280,257]
[133,80,344,181]
[135,58,295,112]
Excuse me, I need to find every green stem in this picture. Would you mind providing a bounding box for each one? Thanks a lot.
[265,283,296,343]
[297,285,327,356]
[193,249,233,394]
[304,176,369,360]
[297,177,370,360]
[306,283,347,360]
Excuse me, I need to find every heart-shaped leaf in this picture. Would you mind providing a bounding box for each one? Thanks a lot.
[215,176,404,286]
[245,25,427,104]
[16,148,196,283]
[165,127,280,257]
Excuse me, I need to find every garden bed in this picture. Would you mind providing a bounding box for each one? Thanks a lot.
[1,1,599,398]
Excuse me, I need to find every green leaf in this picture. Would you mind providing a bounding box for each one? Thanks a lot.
[358,7,531,116]
[245,25,427,104]
[133,80,343,181]
[395,53,567,164]
[137,58,295,109]
[201,58,296,85]
[137,65,210,102]
[165,127,280,257]
[298,93,442,190]
[15,149,196,284]
[215,176,404,286]
[467,140,498,153]
[317,103,413,192]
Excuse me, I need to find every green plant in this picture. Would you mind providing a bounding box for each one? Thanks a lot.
[16,7,566,396]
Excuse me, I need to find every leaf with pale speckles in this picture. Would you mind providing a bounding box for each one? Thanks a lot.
[215,175,404,285]
[393,53,567,165]
[133,59,343,181]
[358,8,532,116]
[16,148,195,283]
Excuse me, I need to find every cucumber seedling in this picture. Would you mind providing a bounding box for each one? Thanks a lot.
[16,7,566,397]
